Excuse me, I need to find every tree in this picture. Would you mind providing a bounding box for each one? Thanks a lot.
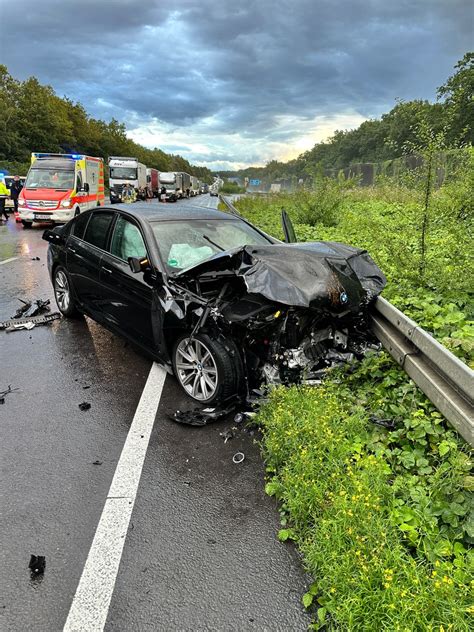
[437,52,474,145]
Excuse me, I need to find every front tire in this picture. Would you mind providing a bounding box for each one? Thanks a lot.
[22,220,33,228]
[53,266,80,317]
[172,333,242,404]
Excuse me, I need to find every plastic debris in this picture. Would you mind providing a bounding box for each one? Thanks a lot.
[0,385,18,404]
[12,298,50,320]
[171,404,236,426]
[219,429,234,443]
[1,312,61,331]
[232,452,245,464]
[78,402,91,411]
[92,460,102,465]
[29,555,46,576]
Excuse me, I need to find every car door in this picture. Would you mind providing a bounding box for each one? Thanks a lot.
[99,213,154,347]
[66,210,115,318]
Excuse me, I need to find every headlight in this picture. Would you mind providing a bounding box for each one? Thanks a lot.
[61,199,73,208]
[18,199,26,206]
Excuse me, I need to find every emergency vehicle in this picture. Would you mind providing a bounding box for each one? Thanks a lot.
[18,153,105,227]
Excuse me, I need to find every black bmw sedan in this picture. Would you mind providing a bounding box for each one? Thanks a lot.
[43,203,385,404]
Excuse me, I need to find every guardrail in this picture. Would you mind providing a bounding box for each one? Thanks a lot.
[371,298,473,446]
[220,195,474,446]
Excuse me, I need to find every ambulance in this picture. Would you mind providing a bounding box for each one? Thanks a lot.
[18,153,105,227]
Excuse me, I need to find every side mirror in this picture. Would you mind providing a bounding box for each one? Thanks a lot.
[42,229,64,245]
[83,182,90,193]
[281,208,297,243]
[128,256,150,273]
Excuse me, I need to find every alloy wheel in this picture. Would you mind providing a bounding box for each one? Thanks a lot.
[175,337,218,401]
[54,270,70,313]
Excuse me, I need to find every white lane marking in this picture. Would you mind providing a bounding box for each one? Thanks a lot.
[0,257,19,265]
[63,363,166,632]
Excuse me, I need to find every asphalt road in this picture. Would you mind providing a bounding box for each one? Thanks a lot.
[0,196,310,631]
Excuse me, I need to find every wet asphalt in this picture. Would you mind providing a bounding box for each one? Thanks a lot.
[0,197,310,631]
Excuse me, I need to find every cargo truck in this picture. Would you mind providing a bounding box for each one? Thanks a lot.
[159,172,182,202]
[108,157,147,202]
[180,172,191,197]
[146,168,159,198]
[18,153,104,227]
[190,176,200,196]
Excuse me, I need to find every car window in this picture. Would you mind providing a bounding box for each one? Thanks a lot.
[110,215,147,261]
[151,219,271,270]
[71,211,91,239]
[83,212,114,250]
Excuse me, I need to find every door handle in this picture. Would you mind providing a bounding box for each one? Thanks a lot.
[101,266,112,274]
[67,247,76,254]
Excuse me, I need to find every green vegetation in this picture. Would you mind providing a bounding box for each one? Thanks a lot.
[221,53,473,183]
[0,66,212,182]
[220,181,246,194]
[234,151,473,630]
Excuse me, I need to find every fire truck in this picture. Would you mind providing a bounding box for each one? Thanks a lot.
[18,153,104,227]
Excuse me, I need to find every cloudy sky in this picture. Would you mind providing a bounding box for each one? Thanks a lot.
[0,0,471,169]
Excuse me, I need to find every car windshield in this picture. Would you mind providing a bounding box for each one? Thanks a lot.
[151,219,272,271]
[25,168,74,189]
[109,167,137,180]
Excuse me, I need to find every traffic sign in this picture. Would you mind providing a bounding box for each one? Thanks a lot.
[249,179,261,186]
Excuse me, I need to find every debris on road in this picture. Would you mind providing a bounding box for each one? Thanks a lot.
[0,385,19,404]
[12,298,50,320]
[171,404,236,426]
[28,555,46,576]
[220,429,234,443]
[232,452,245,464]
[31,256,40,261]
[78,402,91,411]
[1,299,60,332]
[0,312,61,332]
[92,460,102,465]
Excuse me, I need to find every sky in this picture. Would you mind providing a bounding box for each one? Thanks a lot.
[0,0,472,170]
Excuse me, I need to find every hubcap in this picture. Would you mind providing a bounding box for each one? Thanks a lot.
[175,338,218,401]
[54,270,70,312]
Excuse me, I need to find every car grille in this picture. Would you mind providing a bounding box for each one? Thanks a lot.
[26,200,58,210]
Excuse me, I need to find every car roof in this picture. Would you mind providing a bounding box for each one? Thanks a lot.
[103,202,237,222]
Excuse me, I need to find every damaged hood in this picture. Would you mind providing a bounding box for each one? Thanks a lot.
[177,242,386,310]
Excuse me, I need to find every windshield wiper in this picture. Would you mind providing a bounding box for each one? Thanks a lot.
[202,234,225,251]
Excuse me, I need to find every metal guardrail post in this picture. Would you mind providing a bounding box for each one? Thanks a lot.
[371,297,474,446]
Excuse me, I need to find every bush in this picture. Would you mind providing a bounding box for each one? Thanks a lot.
[260,368,473,630]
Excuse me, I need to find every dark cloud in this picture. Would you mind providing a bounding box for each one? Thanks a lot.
[0,0,471,167]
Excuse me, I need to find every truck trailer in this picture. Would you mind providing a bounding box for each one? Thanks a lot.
[159,172,182,202]
[108,157,147,202]
[146,168,159,198]
[18,153,104,227]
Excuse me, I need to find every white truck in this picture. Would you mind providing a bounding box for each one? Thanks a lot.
[159,172,183,202]
[180,172,191,197]
[190,176,200,196]
[108,157,147,203]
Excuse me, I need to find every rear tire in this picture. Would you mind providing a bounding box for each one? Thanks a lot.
[172,333,243,404]
[53,266,80,317]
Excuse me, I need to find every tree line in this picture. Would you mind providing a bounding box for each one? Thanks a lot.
[0,65,212,181]
[221,53,473,181]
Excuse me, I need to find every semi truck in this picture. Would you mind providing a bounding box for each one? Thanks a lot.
[18,153,104,227]
[159,172,182,202]
[146,168,159,198]
[180,172,191,197]
[108,157,147,203]
[190,176,200,196]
